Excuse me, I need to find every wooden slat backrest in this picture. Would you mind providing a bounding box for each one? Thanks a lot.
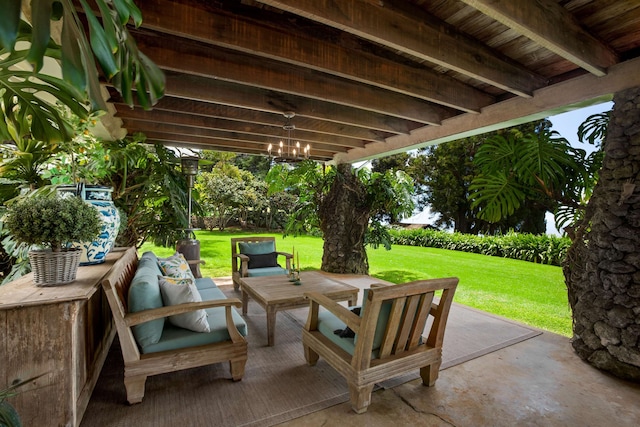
[358,277,458,363]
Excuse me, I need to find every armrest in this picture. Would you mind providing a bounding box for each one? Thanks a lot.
[232,253,250,275]
[304,292,361,334]
[124,298,242,327]
[187,259,206,266]
[276,251,292,270]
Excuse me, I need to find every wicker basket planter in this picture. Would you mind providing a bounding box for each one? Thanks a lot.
[28,249,83,286]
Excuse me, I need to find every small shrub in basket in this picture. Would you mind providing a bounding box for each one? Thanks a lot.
[4,195,101,286]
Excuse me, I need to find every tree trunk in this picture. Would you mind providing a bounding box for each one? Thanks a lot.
[319,164,370,274]
[564,87,640,381]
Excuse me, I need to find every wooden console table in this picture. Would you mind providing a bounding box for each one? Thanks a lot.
[0,248,126,427]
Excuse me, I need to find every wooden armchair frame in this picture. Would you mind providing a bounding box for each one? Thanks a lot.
[231,236,292,291]
[101,247,248,404]
[302,277,458,413]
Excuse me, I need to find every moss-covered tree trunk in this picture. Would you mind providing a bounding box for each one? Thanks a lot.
[564,87,640,381]
[319,163,370,274]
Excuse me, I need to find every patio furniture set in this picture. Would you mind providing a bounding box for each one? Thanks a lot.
[101,237,458,414]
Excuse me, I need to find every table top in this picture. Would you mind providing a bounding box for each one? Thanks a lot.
[238,271,358,305]
[0,248,127,309]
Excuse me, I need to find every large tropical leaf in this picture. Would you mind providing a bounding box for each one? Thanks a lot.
[578,112,610,146]
[0,0,165,144]
[469,172,526,223]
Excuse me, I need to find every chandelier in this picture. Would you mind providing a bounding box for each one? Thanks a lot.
[267,112,311,162]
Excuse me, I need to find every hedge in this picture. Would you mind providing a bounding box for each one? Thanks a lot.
[388,228,571,266]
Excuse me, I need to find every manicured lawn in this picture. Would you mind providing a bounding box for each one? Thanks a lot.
[141,229,572,337]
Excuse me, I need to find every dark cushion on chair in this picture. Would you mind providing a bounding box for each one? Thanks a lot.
[248,252,278,269]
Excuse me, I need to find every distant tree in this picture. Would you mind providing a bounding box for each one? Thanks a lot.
[371,153,411,173]
[232,154,272,179]
[196,161,268,230]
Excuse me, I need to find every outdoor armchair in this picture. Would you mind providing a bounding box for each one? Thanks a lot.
[231,237,293,291]
[302,277,458,413]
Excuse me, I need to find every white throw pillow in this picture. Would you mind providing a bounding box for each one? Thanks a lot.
[158,276,210,333]
[157,252,196,280]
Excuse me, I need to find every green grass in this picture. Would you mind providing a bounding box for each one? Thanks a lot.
[141,229,572,337]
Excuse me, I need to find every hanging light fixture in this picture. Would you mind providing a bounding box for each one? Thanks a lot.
[267,112,311,163]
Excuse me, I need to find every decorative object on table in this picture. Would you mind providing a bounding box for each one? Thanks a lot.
[288,246,302,285]
[3,194,101,286]
[57,184,120,265]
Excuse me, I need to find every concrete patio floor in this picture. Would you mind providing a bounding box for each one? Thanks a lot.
[279,331,640,426]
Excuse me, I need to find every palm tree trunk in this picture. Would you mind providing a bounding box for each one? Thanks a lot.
[564,87,640,381]
[319,164,370,274]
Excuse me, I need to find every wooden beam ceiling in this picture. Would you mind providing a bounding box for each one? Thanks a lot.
[99,0,640,164]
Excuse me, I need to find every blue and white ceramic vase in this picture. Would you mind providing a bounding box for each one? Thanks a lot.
[58,184,121,265]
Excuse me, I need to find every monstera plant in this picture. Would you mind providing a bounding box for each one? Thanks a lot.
[0,0,165,146]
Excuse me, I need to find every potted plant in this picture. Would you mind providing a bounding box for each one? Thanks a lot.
[3,195,101,286]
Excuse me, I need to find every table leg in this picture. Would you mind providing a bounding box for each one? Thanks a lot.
[241,289,248,315]
[348,293,357,307]
[266,306,277,346]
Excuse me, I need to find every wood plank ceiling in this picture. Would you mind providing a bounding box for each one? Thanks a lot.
[99,0,640,164]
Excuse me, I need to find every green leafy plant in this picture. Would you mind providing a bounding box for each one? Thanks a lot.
[3,194,100,252]
[0,0,165,146]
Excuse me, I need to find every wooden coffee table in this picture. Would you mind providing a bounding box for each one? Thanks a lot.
[238,271,358,346]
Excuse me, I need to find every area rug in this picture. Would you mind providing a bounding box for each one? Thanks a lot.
[80,284,541,427]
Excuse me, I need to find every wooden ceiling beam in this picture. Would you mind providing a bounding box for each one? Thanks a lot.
[109,96,391,142]
[459,0,618,76]
[132,0,493,113]
[254,0,547,97]
[337,55,640,164]
[132,32,453,125]
[118,117,367,149]
[150,73,426,135]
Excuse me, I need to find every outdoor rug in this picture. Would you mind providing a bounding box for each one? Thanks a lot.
[80,282,541,427]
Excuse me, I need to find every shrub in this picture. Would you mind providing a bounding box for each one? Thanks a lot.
[388,228,570,266]
[4,195,101,251]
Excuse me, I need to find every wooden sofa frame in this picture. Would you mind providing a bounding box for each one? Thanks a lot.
[231,236,292,291]
[303,277,458,413]
[101,247,248,404]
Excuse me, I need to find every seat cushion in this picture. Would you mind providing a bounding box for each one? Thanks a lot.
[128,252,165,347]
[247,266,288,277]
[140,286,248,354]
[194,277,218,291]
[316,308,379,358]
[239,240,276,255]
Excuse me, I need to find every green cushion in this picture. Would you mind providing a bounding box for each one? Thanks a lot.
[140,287,248,354]
[194,277,218,291]
[239,241,275,255]
[353,289,393,350]
[316,309,379,358]
[128,252,165,347]
[247,266,287,277]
